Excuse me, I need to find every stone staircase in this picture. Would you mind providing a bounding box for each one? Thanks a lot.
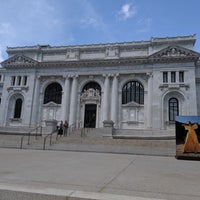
[48,128,176,156]
[0,134,43,149]
[0,125,53,150]
[0,134,22,149]
[0,127,176,156]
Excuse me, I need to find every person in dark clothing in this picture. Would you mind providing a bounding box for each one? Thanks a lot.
[64,120,68,136]
[58,120,63,136]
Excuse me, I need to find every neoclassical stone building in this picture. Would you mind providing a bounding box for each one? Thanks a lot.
[0,35,199,135]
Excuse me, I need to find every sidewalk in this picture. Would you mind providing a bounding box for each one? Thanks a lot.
[0,148,200,200]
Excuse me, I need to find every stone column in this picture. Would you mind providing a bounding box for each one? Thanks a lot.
[69,75,78,127]
[31,76,41,126]
[111,74,119,127]
[147,73,153,128]
[61,76,70,121]
[102,74,110,122]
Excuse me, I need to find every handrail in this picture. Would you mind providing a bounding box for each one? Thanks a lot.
[68,124,75,135]
[27,126,42,145]
[43,130,57,150]
[20,126,42,149]
[81,128,86,137]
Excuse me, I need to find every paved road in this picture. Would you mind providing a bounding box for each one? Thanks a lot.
[0,148,199,200]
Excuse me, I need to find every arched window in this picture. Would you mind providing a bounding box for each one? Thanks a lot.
[82,81,101,94]
[122,81,144,104]
[14,98,22,118]
[169,98,179,121]
[44,83,62,104]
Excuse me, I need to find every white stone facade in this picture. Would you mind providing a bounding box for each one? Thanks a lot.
[0,35,199,133]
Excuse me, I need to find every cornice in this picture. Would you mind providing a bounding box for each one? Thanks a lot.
[38,56,198,68]
[3,43,199,69]
[38,57,148,68]
[6,35,196,54]
[151,35,196,45]
[3,54,199,69]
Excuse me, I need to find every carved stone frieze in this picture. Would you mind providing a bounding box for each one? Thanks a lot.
[105,46,119,58]
[1,55,38,67]
[80,88,101,103]
[7,86,29,92]
[149,46,200,60]
[165,47,185,57]
[66,49,80,60]
[159,83,190,91]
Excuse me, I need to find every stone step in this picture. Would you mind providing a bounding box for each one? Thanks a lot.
[0,126,39,135]
[113,128,175,139]
[56,135,175,147]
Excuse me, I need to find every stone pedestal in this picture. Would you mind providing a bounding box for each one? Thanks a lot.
[44,119,57,135]
[103,120,114,128]
[103,120,114,137]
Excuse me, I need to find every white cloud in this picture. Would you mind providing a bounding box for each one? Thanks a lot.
[118,3,137,20]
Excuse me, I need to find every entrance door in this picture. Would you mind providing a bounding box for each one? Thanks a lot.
[84,104,97,128]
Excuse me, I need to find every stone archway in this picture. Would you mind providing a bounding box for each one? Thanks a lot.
[6,93,24,126]
[162,91,186,129]
[80,86,101,128]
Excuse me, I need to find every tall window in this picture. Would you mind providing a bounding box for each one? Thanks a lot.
[44,83,62,104]
[23,76,27,85]
[11,76,16,86]
[17,76,21,86]
[163,72,168,83]
[122,81,144,104]
[179,71,184,83]
[14,98,22,118]
[171,72,176,83]
[169,98,179,121]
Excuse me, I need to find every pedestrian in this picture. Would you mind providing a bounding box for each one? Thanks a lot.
[64,120,68,136]
[58,120,63,136]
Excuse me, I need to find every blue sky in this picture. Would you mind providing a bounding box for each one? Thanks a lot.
[176,116,200,125]
[0,0,200,61]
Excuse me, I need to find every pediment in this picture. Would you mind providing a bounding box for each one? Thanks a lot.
[1,54,38,67]
[123,101,141,107]
[149,46,200,60]
[43,101,59,107]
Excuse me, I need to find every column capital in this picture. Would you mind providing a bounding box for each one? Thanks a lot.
[67,74,72,78]
[103,74,109,78]
[103,73,117,78]
[72,74,79,79]
[113,73,119,78]
[62,74,70,79]
[146,72,153,78]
